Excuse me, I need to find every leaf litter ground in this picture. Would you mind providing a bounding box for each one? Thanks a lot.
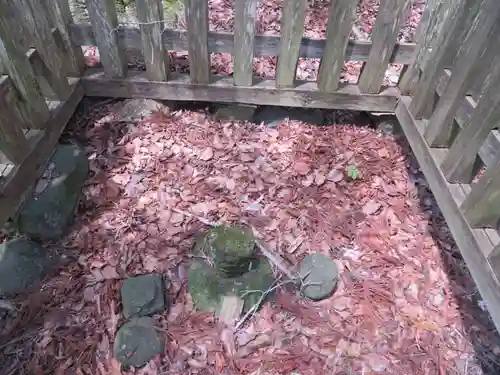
[2,97,500,375]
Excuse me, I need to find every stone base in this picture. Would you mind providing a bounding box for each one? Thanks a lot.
[214,104,257,122]
[253,106,325,127]
[121,274,167,318]
[298,253,339,301]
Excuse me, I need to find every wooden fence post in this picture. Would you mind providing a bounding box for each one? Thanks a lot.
[184,0,210,84]
[233,0,258,86]
[85,0,127,78]
[317,0,357,92]
[276,0,307,88]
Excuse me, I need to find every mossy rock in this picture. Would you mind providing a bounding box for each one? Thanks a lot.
[298,253,339,301]
[120,274,167,318]
[188,257,275,315]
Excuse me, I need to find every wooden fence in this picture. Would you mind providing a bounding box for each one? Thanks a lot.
[2,0,500,332]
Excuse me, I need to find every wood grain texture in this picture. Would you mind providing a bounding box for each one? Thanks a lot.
[69,24,417,64]
[0,2,50,129]
[44,0,85,76]
[0,77,30,165]
[461,156,500,228]
[317,0,357,92]
[85,0,127,78]
[276,0,307,88]
[233,0,258,86]
[136,0,169,81]
[441,58,500,184]
[358,0,410,93]
[424,2,500,147]
[0,79,83,225]
[184,0,210,84]
[81,69,399,112]
[395,97,500,334]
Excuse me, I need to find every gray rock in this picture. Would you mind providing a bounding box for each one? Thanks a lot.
[121,274,167,318]
[253,106,325,127]
[369,113,402,136]
[114,317,163,368]
[0,238,56,296]
[298,253,339,301]
[214,104,257,122]
[17,144,89,241]
[110,99,175,122]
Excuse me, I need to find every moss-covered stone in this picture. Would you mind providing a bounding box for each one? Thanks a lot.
[298,253,339,301]
[253,106,325,127]
[114,317,163,368]
[214,104,257,122]
[121,274,167,318]
[188,257,275,315]
[17,144,89,241]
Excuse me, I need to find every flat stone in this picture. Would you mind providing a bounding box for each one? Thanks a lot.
[253,106,325,127]
[121,274,167,318]
[298,253,339,301]
[368,113,402,136]
[111,98,175,122]
[0,238,57,297]
[17,144,89,241]
[214,104,257,122]
[188,257,275,316]
[114,317,163,368]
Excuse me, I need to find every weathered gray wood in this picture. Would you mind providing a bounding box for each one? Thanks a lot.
[0,78,83,225]
[424,3,500,147]
[184,0,210,84]
[0,2,50,129]
[409,0,468,118]
[358,0,410,93]
[85,0,127,78]
[461,156,500,228]
[69,24,417,64]
[233,0,258,86]
[0,77,30,165]
[26,48,59,100]
[317,0,357,92]
[395,97,500,334]
[276,0,307,88]
[136,0,169,81]
[441,58,500,184]
[44,0,85,76]
[81,69,399,112]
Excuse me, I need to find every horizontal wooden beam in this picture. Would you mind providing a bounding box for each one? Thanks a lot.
[69,24,417,64]
[0,78,84,225]
[395,96,500,334]
[81,69,399,112]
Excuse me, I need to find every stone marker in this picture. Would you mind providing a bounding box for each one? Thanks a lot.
[114,317,163,368]
[298,253,339,301]
[214,104,257,122]
[121,274,167,318]
[17,144,89,241]
[253,106,325,127]
[0,238,56,296]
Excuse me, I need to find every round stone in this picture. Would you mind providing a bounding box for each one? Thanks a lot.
[298,253,339,301]
[114,317,163,368]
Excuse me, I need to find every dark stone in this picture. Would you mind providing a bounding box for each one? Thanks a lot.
[298,253,339,301]
[0,238,57,296]
[114,317,163,368]
[121,274,167,318]
[17,144,89,241]
[253,106,325,127]
[214,104,257,122]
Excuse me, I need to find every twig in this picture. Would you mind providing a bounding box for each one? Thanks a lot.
[254,238,297,281]
[171,207,219,227]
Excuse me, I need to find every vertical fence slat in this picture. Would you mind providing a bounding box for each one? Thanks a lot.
[184,0,210,84]
[317,0,357,92]
[233,0,258,87]
[0,3,49,129]
[44,0,85,76]
[461,157,500,228]
[440,59,500,183]
[0,77,30,165]
[136,0,169,82]
[425,9,500,147]
[85,0,127,78]
[16,0,72,100]
[276,0,307,88]
[358,0,410,94]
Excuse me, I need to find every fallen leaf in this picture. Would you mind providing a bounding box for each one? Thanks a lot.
[221,328,236,357]
[327,169,343,182]
[199,147,214,161]
[294,160,310,175]
[362,200,382,215]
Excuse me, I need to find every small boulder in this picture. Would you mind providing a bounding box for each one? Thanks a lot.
[114,317,163,368]
[121,274,167,318]
[17,144,89,241]
[110,98,175,122]
[253,106,324,127]
[0,238,56,296]
[214,104,257,122]
[298,253,339,301]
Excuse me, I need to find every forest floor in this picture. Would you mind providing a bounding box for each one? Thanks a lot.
[2,1,500,375]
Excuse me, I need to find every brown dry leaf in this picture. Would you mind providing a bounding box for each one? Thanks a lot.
[199,147,214,161]
[327,168,344,182]
[362,200,382,215]
[221,328,236,357]
[294,160,310,175]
